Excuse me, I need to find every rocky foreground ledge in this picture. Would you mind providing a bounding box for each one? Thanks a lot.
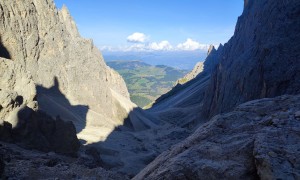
[0,94,299,179]
[0,142,128,179]
[134,94,300,179]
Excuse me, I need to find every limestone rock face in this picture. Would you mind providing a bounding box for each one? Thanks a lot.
[176,45,221,85]
[0,58,79,155]
[135,95,300,179]
[0,58,37,125]
[0,0,135,143]
[177,62,204,85]
[202,0,300,118]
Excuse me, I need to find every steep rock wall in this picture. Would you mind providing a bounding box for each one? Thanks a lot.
[202,0,300,117]
[0,0,141,142]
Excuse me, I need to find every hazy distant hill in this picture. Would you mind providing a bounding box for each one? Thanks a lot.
[103,50,206,70]
[107,60,188,107]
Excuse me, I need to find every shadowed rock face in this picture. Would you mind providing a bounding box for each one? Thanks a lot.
[150,0,300,122]
[136,0,300,179]
[135,95,300,179]
[0,109,80,156]
[202,0,300,118]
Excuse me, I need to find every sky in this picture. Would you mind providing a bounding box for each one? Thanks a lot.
[53,0,243,52]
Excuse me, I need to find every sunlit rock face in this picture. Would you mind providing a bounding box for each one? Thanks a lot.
[0,0,153,143]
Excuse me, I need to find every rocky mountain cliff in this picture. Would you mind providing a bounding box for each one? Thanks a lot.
[0,0,300,179]
[136,0,300,178]
[202,0,300,118]
[177,61,204,84]
[0,0,156,146]
[176,45,219,85]
[0,58,79,155]
[150,0,300,123]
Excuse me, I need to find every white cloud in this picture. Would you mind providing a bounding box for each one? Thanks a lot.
[99,38,213,52]
[149,41,173,51]
[124,43,146,51]
[177,38,210,51]
[99,45,114,51]
[127,32,148,43]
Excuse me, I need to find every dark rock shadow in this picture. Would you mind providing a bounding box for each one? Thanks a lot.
[82,108,167,177]
[36,77,88,134]
[13,108,80,156]
[0,105,80,156]
[0,37,11,59]
[0,77,88,155]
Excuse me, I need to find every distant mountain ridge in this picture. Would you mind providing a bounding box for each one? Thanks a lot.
[103,50,206,70]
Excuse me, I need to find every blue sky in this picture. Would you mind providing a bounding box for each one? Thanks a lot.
[54,0,243,51]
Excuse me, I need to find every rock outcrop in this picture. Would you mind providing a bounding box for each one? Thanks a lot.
[0,0,153,145]
[0,109,80,155]
[135,94,300,179]
[0,0,161,172]
[202,0,300,118]
[176,45,218,85]
[137,0,300,178]
[0,58,37,123]
[0,58,79,155]
[150,0,300,124]
[177,61,204,85]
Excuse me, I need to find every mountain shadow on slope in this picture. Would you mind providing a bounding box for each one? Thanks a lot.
[0,105,80,156]
[13,108,80,155]
[0,77,85,155]
[36,77,89,135]
[82,107,189,177]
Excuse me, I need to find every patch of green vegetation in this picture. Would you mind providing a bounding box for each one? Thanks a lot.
[107,60,188,108]
[130,95,152,108]
[178,77,188,84]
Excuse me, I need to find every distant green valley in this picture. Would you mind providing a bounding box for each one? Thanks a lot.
[107,60,188,108]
